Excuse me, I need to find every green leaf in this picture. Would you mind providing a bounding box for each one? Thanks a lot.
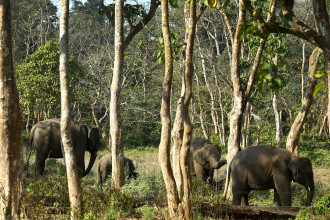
[313,82,324,97]
[208,0,217,7]
[223,0,230,8]
[315,72,325,78]
[169,0,178,8]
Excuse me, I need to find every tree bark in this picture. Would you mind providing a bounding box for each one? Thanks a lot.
[194,72,208,139]
[286,48,322,154]
[224,1,246,199]
[273,93,282,146]
[59,0,83,218]
[197,36,218,135]
[0,1,24,218]
[172,80,184,199]
[311,0,330,137]
[110,0,125,188]
[224,0,275,198]
[158,0,181,218]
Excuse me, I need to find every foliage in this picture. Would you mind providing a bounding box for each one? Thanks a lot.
[16,40,85,121]
[296,193,330,220]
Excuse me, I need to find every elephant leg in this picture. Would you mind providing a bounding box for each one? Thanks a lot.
[35,151,47,175]
[273,188,282,206]
[241,193,249,206]
[232,193,242,205]
[206,169,214,184]
[274,178,292,206]
[194,162,206,183]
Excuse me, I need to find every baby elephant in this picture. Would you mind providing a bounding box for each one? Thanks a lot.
[97,154,138,185]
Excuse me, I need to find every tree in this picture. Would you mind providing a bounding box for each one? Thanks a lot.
[59,0,83,217]
[242,0,330,145]
[11,0,58,63]
[110,0,126,188]
[224,0,276,198]
[16,40,84,129]
[0,1,24,218]
[101,0,160,187]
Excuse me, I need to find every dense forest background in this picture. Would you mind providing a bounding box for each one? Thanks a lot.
[13,0,329,150]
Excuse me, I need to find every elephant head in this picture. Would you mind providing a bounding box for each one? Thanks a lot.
[82,126,100,177]
[288,155,314,206]
[194,144,227,170]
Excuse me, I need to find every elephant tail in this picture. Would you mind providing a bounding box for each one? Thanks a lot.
[223,160,232,201]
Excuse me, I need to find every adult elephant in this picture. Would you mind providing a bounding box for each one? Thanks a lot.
[97,154,138,185]
[30,118,100,177]
[190,137,227,183]
[226,145,314,206]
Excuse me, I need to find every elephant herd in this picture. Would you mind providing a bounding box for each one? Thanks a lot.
[30,118,315,207]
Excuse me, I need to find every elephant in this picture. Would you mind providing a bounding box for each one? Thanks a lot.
[97,154,138,185]
[30,118,100,177]
[190,138,227,184]
[226,145,314,206]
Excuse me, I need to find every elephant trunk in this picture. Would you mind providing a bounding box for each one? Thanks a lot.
[210,159,227,169]
[82,150,97,177]
[305,180,314,206]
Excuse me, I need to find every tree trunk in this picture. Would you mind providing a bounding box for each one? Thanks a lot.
[311,0,330,137]
[286,48,322,154]
[273,93,282,146]
[197,37,218,135]
[224,1,246,198]
[0,1,24,218]
[172,80,184,199]
[158,0,181,217]
[224,0,275,198]
[59,0,83,218]
[301,42,306,103]
[110,0,125,188]
[194,72,208,139]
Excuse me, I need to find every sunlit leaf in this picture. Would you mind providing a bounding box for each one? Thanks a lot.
[208,0,217,7]
[313,82,324,97]
[315,72,325,78]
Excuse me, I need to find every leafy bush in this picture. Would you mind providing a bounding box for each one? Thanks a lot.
[296,193,330,220]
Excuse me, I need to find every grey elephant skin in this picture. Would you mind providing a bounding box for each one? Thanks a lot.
[30,118,100,177]
[97,154,138,185]
[227,145,314,206]
[190,138,227,183]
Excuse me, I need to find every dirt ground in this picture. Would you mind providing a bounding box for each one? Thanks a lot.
[313,168,330,186]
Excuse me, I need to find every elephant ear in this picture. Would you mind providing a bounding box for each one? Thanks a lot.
[288,156,300,182]
[194,149,207,167]
[88,127,100,149]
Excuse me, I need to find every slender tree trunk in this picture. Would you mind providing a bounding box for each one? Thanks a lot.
[26,105,30,132]
[172,79,184,199]
[301,42,306,103]
[110,0,125,188]
[213,69,226,145]
[194,72,208,139]
[180,1,197,217]
[286,48,322,154]
[273,93,282,146]
[0,1,24,218]
[158,0,181,217]
[311,0,330,137]
[59,0,83,218]
[197,37,218,135]
[224,0,275,198]
[224,1,246,198]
